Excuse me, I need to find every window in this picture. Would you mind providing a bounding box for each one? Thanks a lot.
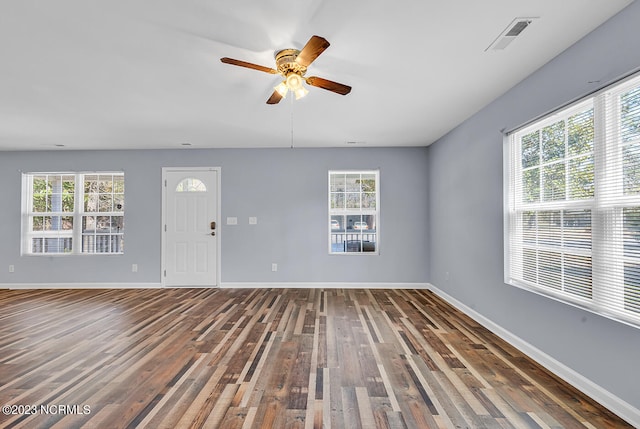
[22,172,124,254]
[176,178,206,192]
[505,72,640,327]
[329,170,379,254]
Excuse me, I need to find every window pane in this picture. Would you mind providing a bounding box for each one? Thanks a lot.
[523,248,537,283]
[623,207,640,258]
[623,143,640,195]
[113,175,125,193]
[32,216,44,231]
[345,215,363,252]
[31,238,44,253]
[521,130,540,168]
[330,215,346,252]
[362,192,376,209]
[538,211,561,247]
[569,155,594,199]
[61,175,75,212]
[345,193,360,209]
[624,263,640,314]
[32,189,47,213]
[43,216,53,231]
[330,174,345,192]
[523,211,536,244]
[346,215,362,231]
[176,178,206,192]
[98,175,113,193]
[539,250,562,290]
[85,192,98,212]
[99,194,113,212]
[541,121,565,162]
[522,168,540,203]
[112,216,124,231]
[114,194,124,211]
[621,86,640,143]
[345,174,361,192]
[62,216,73,230]
[330,193,344,209]
[568,108,594,156]
[564,254,592,299]
[84,175,98,193]
[83,215,96,231]
[360,174,376,192]
[564,210,591,250]
[331,215,344,231]
[97,216,112,232]
[543,163,565,201]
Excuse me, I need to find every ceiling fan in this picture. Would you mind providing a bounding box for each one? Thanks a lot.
[220,35,351,105]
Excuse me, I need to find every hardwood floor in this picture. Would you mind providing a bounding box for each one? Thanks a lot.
[0,288,632,429]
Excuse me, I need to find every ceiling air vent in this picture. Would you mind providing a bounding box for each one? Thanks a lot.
[486,17,538,51]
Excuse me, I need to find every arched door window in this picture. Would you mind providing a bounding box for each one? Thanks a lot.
[176,178,207,192]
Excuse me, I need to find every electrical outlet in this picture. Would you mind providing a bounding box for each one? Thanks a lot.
[132,264,138,273]
[271,263,278,272]
[227,217,238,225]
[9,265,15,273]
[249,217,257,225]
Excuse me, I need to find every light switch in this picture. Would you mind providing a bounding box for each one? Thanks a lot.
[249,217,257,225]
[227,217,238,225]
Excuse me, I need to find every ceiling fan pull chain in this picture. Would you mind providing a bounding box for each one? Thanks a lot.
[290,95,294,149]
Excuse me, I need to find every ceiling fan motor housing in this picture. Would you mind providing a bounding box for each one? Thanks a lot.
[275,49,307,77]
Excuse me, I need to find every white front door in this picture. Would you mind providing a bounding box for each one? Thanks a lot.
[163,168,219,287]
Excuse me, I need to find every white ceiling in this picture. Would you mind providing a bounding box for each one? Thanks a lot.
[0,0,633,151]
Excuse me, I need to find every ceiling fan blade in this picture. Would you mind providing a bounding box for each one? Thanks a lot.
[295,35,330,67]
[305,76,352,95]
[220,57,278,74]
[266,90,284,105]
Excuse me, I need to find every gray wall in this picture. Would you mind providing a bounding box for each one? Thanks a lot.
[0,147,429,285]
[427,0,640,413]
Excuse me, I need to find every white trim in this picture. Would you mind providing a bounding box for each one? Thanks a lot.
[1,282,162,289]
[1,282,430,290]
[427,283,640,428]
[221,282,429,289]
[161,167,222,288]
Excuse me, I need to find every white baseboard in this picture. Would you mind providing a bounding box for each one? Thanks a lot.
[1,282,429,290]
[1,282,162,290]
[220,282,430,289]
[427,283,640,428]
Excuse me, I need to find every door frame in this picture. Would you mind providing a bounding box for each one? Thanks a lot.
[161,167,222,287]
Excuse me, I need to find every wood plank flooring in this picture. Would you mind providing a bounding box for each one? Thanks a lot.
[0,288,632,429]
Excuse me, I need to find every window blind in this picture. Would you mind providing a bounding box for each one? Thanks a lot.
[505,72,640,327]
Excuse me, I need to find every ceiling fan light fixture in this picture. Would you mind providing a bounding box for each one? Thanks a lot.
[294,86,309,100]
[286,73,304,91]
[275,81,288,97]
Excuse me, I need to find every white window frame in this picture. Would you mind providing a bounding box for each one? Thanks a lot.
[22,172,125,255]
[328,170,380,255]
[505,71,640,328]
